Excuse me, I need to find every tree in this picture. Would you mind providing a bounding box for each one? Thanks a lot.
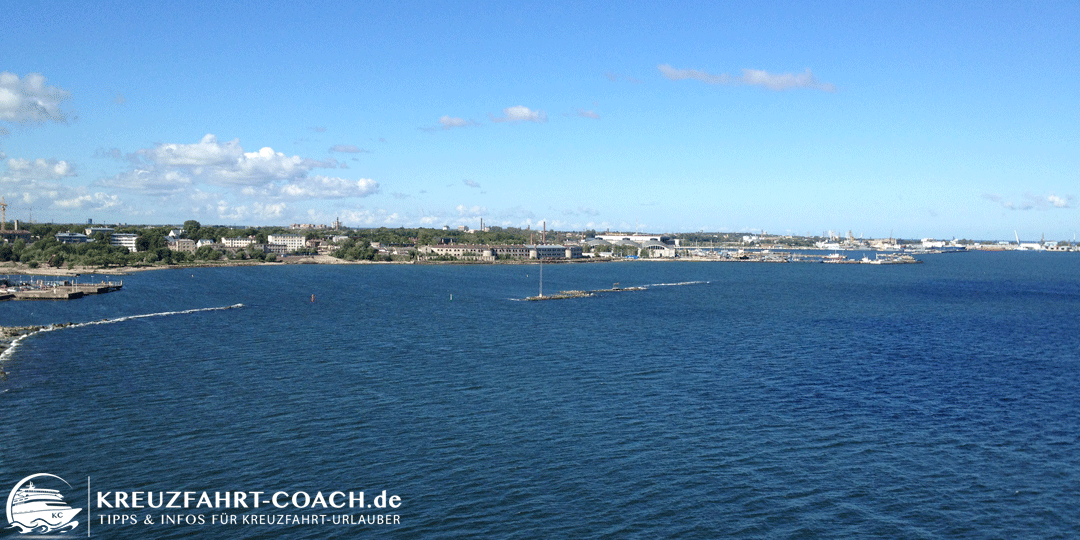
[194,245,223,261]
[183,220,202,239]
[136,230,166,252]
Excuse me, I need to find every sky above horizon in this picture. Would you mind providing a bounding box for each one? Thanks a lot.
[2,1,1077,241]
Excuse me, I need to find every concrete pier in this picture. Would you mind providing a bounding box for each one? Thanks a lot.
[2,280,123,301]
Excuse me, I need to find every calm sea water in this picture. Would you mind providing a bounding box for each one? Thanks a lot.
[2,252,1078,539]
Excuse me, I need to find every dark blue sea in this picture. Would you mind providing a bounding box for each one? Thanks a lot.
[2,252,1079,539]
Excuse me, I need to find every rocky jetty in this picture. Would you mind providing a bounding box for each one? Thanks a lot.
[1,323,76,374]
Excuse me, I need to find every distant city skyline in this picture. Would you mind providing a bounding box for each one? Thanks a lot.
[2,1,1077,241]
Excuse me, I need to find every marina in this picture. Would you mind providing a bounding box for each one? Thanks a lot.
[1,277,123,301]
[681,249,923,264]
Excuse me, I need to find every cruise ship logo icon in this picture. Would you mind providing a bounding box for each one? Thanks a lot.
[5,474,82,534]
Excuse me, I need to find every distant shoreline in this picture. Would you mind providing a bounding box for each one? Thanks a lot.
[0,255,401,277]
[0,253,626,276]
[7,247,1036,278]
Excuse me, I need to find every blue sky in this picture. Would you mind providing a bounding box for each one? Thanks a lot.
[2,1,1077,240]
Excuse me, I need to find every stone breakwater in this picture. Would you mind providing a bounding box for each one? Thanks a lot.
[0,305,241,373]
[0,324,76,374]
[2,325,46,341]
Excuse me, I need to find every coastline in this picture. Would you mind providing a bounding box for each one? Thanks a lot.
[0,253,622,276]
[1,250,937,277]
[0,324,50,374]
[0,255,381,277]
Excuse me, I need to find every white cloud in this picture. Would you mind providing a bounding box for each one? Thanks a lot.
[490,106,547,123]
[575,109,600,119]
[53,192,122,210]
[658,64,836,92]
[462,179,481,188]
[255,202,287,218]
[440,116,479,130]
[3,133,387,225]
[741,68,836,91]
[279,175,379,198]
[0,158,86,210]
[209,200,287,221]
[456,204,487,216]
[134,134,338,188]
[142,134,243,167]
[4,157,76,179]
[190,189,213,202]
[330,208,400,227]
[421,116,481,131]
[99,168,192,196]
[0,72,72,124]
[215,146,322,184]
[658,64,732,85]
[330,144,368,153]
[984,192,1075,210]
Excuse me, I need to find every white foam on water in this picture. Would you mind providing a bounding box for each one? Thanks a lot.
[0,304,244,363]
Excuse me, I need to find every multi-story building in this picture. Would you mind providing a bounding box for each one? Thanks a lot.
[419,244,580,260]
[528,244,582,259]
[221,237,255,249]
[56,232,90,244]
[111,233,138,252]
[267,234,306,253]
[167,238,197,252]
[593,234,678,257]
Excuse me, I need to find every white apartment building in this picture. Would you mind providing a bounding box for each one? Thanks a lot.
[221,236,255,249]
[267,234,306,253]
[111,233,138,252]
[420,244,581,260]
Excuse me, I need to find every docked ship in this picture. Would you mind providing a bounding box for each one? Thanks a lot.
[7,481,81,533]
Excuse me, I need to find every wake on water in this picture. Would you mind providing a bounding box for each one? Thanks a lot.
[0,304,244,363]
